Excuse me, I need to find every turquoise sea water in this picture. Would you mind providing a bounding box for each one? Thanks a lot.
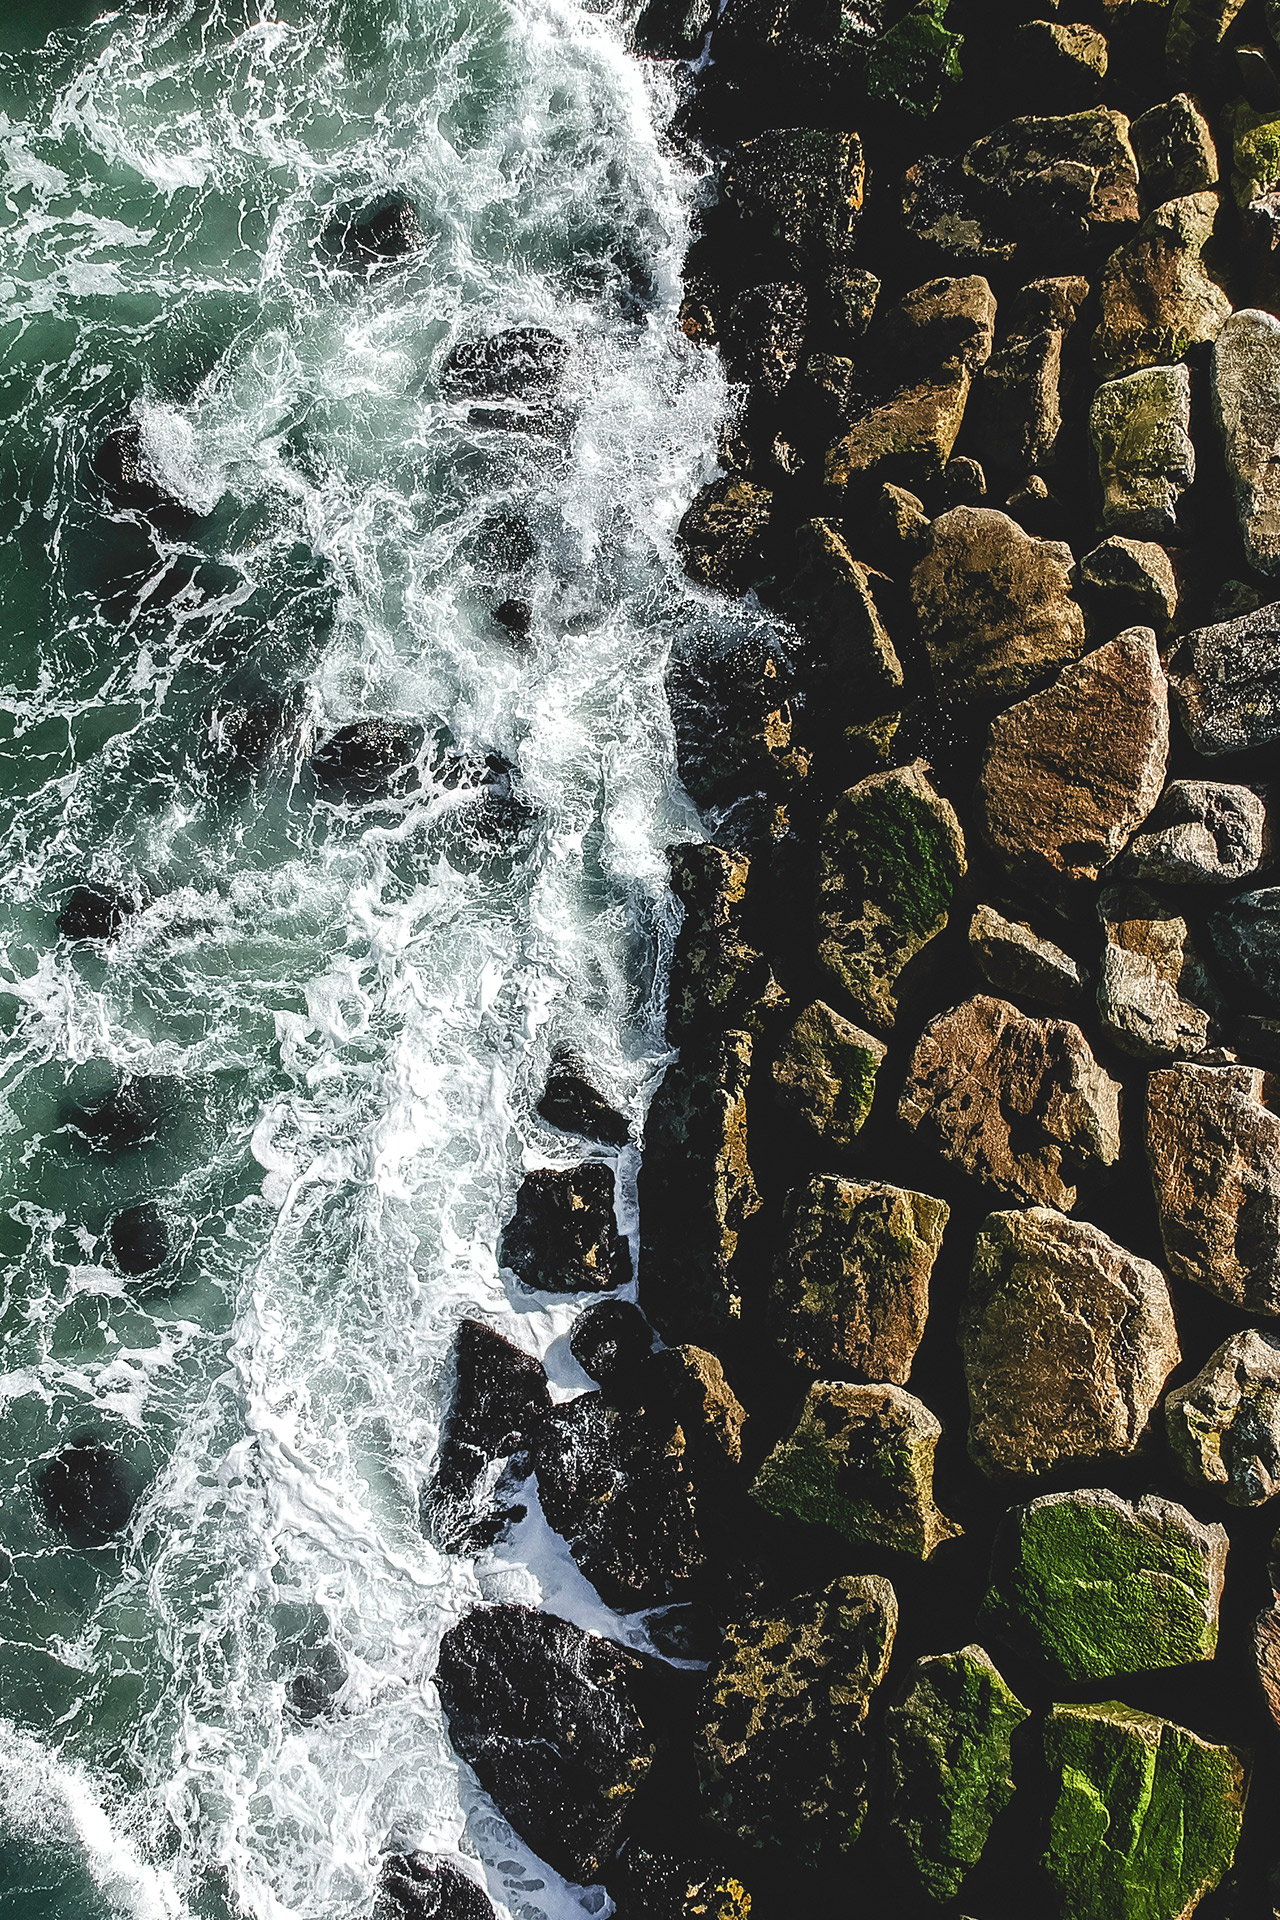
[0,3,735,1912]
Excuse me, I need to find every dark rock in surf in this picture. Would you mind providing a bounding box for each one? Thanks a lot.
[210,691,301,770]
[36,1432,144,1546]
[492,598,531,644]
[376,1851,494,1920]
[641,1604,722,1664]
[537,1051,629,1146]
[569,1299,655,1388]
[58,884,137,942]
[434,1603,658,1884]
[108,1201,172,1277]
[666,635,802,805]
[64,1075,180,1153]
[325,195,423,269]
[609,1843,750,1919]
[677,477,774,596]
[422,1320,550,1551]
[498,1164,631,1293]
[440,328,570,402]
[311,720,422,801]
[287,1642,347,1722]
[632,0,716,59]
[91,423,189,520]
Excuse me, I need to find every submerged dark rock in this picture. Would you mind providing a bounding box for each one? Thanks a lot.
[468,511,535,575]
[324,195,423,269]
[422,1320,550,1550]
[58,884,137,942]
[440,329,569,402]
[64,1075,180,1153]
[498,1164,631,1293]
[491,597,531,644]
[108,1201,172,1276]
[36,1432,144,1546]
[311,720,422,801]
[376,1852,494,1920]
[287,1642,347,1722]
[91,422,190,520]
[569,1298,654,1388]
[536,1050,629,1146]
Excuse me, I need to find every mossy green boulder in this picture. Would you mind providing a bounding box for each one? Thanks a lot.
[981,1488,1227,1681]
[885,1645,1028,1903]
[866,0,962,118]
[769,1000,886,1155]
[1043,1701,1248,1920]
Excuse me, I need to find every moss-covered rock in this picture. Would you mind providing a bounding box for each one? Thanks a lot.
[666,845,781,1043]
[982,1488,1227,1681]
[1091,363,1195,540]
[866,1,962,118]
[769,1001,886,1155]
[752,1379,961,1558]
[1091,192,1231,381]
[824,362,972,498]
[1042,1701,1248,1920]
[884,1645,1029,1903]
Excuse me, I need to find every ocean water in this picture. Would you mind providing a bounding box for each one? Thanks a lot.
[0,2,737,1913]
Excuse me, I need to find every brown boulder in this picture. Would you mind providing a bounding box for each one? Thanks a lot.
[974,275,1088,476]
[1096,884,1218,1060]
[1091,192,1231,381]
[1130,94,1219,207]
[770,1000,886,1154]
[824,362,971,501]
[864,275,997,388]
[1147,1062,1280,1316]
[961,109,1140,251]
[678,476,773,594]
[968,904,1084,1009]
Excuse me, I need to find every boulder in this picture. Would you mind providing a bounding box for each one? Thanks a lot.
[1207,886,1280,1015]
[723,282,808,400]
[434,1605,657,1884]
[818,266,880,344]
[64,1074,181,1153]
[863,275,996,389]
[973,275,1088,475]
[1095,884,1217,1060]
[982,1488,1227,1681]
[326,195,422,268]
[376,1854,493,1920]
[961,1207,1180,1478]
[1013,18,1108,108]
[769,1000,886,1154]
[440,328,569,401]
[678,477,774,595]
[665,846,775,1043]
[1120,779,1267,885]
[1213,308,1280,575]
[772,1175,947,1384]
[1042,1703,1248,1920]
[1091,192,1230,382]
[1167,599,1280,754]
[1075,536,1179,634]
[865,0,964,116]
[667,635,801,805]
[642,1344,747,1467]
[36,1432,144,1546]
[753,1380,960,1558]
[536,1050,629,1147]
[910,506,1086,703]
[899,997,1121,1210]
[967,905,1083,1009]
[91,422,187,518]
[824,361,971,498]
[638,1031,761,1346]
[1090,362,1195,538]
[1167,1328,1280,1506]
[632,0,717,57]
[696,1574,896,1861]
[780,518,904,722]
[721,128,864,259]
[498,1165,631,1294]
[815,761,966,1031]
[569,1299,654,1389]
[108,1201,172,1277]
[312,720,422,801]
[1166,0,1249,77]
[58,885,136,942]
[608,1846,750,1920]
[961,109,1140,252]
[900,151,1018,265]
[421,1321,550,1550]
[1130,94,1219,205]
[979,627,1169,891]
[884,1646,1029,1904]
[1147,1062,1280,1315]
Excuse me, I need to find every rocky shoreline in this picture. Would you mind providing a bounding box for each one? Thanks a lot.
[417,3,1280,1917]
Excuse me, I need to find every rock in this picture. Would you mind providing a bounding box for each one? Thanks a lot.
[934,454,986,510]
[1238,41,1280,111]
[64,1074,181,1153]
[1208,886,1280,1018]
[569,1300,654,1389]
[1167,1329,1280,1506]
[1074,535,1179,633]
[961,109,1140,253]
[1042,1703,1248,1920]
[91,422,188,519]
[638,1031,761,1346]
[632,0,716,57]
[723,283,808,400]
[1213,308,1280,575]
[1130,94,1219,205]
[642,1344,747,1467]
[865,481,932,569]
[609,1847,749,1920]
[865,0,964,116]
[968,905,1084,1008]
[325,195,422,268]
[901,151,1018,266]
[899,997,1121,1210]
[753,1380,960,1558]
[421,1321,550,1550]
[376,1854,493,1920]
[884,1646,1029,1904]
[864,275,997,389]
[678,477,774,594]
[815,761,966,1031]
[721,128,864,259]
[778,518,903,722]
[108,1201,172,1277]
[1166,0,1249,78]
[818,267,879,344]
[1095,884,1217,1060]
[982,1488,1227,1681]
[961,1208,1180,1478]
[58,885,137,942]
[910,506,1085,703]
[1168,599,1280,754]
[665,846,774,1043]
[498,1165,630,1294]
[1090,362,1195,538]
[772,1175,948,1384]
[36,1432,144,1546]
[824,361,971,499]
[1091,192,1231,381]
[434,1604,657,1884]
[312,720,422,800]
[440,328,569,402]
[667,634,801,805]
[1013,18,1108,107]
[492,597,531,644]
[1122,779,1268,885]
[287,1643,347,1724]
[1147,1062,1280,1315]
[973,274,1088,476]
[979,627,1169,891]
[536,1050,629,1146]
[769,1001,886,1154]
[696,1574,896,1861]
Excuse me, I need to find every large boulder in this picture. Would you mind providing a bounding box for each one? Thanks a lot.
[434,1605,657,1884]
[1167,599,1280,755]
[36,1432,144,1546]
[696,1574,896,1862]
[665,846,774,1043]
[569,1299,654,1389]
[1120,778,1268,886]
[961,109,1140,252]
[824,362,971,498]
[1075,535,1179,635]
[1091,192,1231,380]
[981,1488,1227,1681]
[752,1380,960,1558]
[772,1175,948,1383]
[779,517,903,724]
[1214,308,1280,575]
[1095,884,1217,1060]
[815,761,966,1031]
[721,128,864,259]
[1090,362,1195,538]
[769,1000,886,1155]
[899,996,1121,1210]
[498,1164,631,1294]
[1146,1062,1280,1316]
[723,281,808,400]
[862,274,996,389]
[979,627,1169,891]
[421,1321,550,1550]
[325,195,423,269]
[1166,0,1249,77]
[961,1208,1180,1478]
[1167,1329,1280,1506]
[678,477,774,595]
[973,274,1088,476]
[1207,886,1280,1014]
[58,884,137,942]
[1130,92,1219,205]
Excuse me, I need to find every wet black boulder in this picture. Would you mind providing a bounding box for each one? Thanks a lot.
[377,1853,494,1920]
[108,1201,172,1276]
[325,195,423,268]
[64,1075,180,1152]
[311,719,422,800]
[434,1603,658,1884]
[91,422,190,521]
[36,1432,144,1546]
[421,1320,550,1550]
[491,598,531,645]
[569,1298,654,1388]
[498,1164,631,1293]
[609,1842,749,1920]
[440,328,569,402]
[58,884,137,942]
[536,1050,629,1146]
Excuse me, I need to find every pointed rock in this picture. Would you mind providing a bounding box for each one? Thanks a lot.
[1091,192,1231,380]
[1213,307,1280,574]
[968,905,1083,1009]
[769,1001,886,1154]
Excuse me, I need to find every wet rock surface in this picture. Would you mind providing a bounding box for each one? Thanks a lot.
[498,1164,631,1294]
[311,719,422,800]
[1147,1062,1280,1315]
[376,1854,494,1920]
[536,1050,629,1147]
[421,1320,550,1549]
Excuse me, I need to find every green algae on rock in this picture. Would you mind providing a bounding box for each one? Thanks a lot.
[981,1488,1227,1682]
[1091,363,1195,539]
[884,1645,1029,1904]
[866,0,962,118]
[1042,1701,1248,1920]
[752,1379,960,1558]
[769,1000,886,1155]
[816,760,966,1032]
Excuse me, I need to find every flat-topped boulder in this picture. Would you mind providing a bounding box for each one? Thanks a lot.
[1147,1063,1280,1316]
[962,109,1140,252]
[721,127,864,258]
